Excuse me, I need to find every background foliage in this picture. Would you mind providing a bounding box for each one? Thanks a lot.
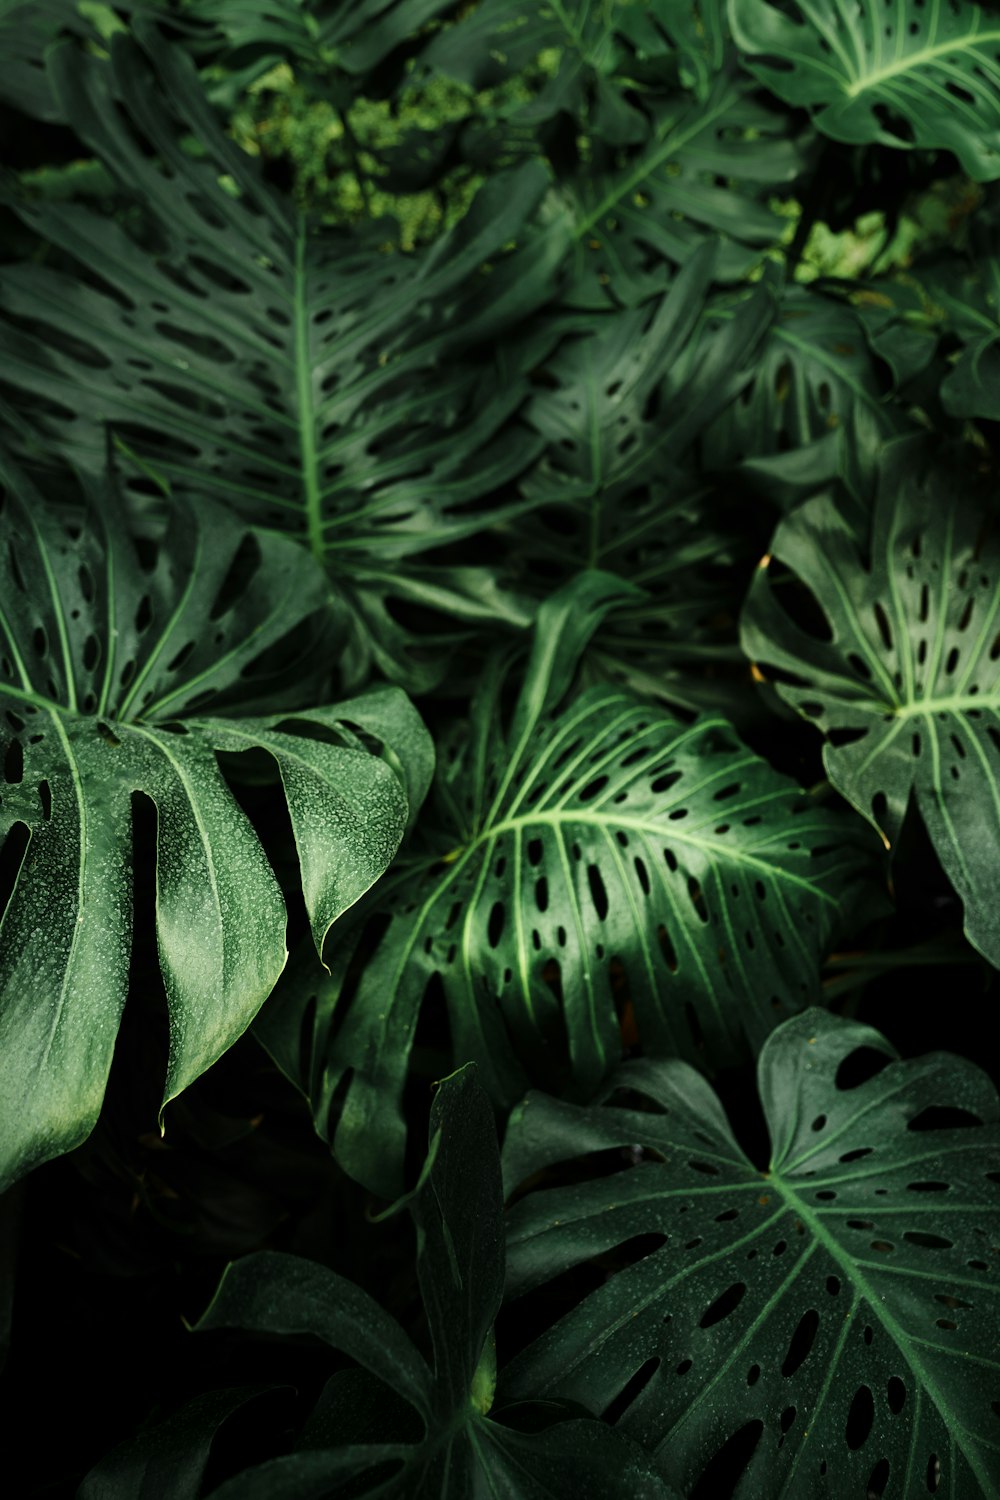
[1,2,1000,1496]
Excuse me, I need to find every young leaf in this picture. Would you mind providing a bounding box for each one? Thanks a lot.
[255,573,882,1196]
[741,437,1000,967]
[192,1065,675,1498]
[502,1009,1000,1499]
[0,458,429,1189]
[730,0,1000,182]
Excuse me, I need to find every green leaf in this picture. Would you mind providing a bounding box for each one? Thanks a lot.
[729,0,1000,182]
[562,71,812,306]
[0,23,567,687]
[501,1008,1000,1499]
[78,1388,278,1500]
[699,283,910,501]
[255,573,881,1196]
[508,245,778,715]
[0,457,428,1189]
[918,244,1000,421]
[184,0,455,76]
[194,1065,673,1499]
[741,436,1000,967]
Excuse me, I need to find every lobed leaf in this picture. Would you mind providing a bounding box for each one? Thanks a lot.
[0,457,429,1188]
[502,1008,1000,1499]
[742,436,1000,966]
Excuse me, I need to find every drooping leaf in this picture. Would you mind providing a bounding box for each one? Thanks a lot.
[501,1008,1000,1500]
[729,0,1000,182]
[0,22,567,687]
[192,1065,674,1499]
[255,573,882,1196]
[0,456,430,1190]
[741,436,1000,967]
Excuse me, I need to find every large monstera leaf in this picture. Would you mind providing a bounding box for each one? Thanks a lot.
[0,458,431,1190]
[510,246,777,715]
[255,574,881,1196]
[500,1009,1000,1500]
[179,1067,674,1499]
[742,437,1000,968]
[0,23,564,687]
[729,0,1000,182]
[562,72,812,306]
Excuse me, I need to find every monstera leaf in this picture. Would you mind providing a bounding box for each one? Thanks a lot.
[179,1066,674,1499]
[0,22,565,687]
[501,1008,1000,1500]
[184,0,454,75]
[254,574,881,1196]
[562,72,812,305]
[698,282,913,502]
[509,246,777,713]
[0,457,431,1190]
[742,437,1000,968]
[916,242,1000,421]
[730,0,1000,182]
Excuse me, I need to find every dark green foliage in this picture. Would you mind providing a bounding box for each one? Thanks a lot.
[2,3,1000,1497]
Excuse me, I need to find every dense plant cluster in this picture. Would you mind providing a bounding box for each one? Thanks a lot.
[2,2,1000,1496]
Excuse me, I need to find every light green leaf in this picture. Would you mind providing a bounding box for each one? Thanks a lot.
[0,457,427,1189]
[729,0,1000,181]
[741,436,1000,967]
[502,1008,1000,1499]
[255,574,882,1196]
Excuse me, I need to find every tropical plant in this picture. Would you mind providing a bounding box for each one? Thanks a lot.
[1,2,1000,1497]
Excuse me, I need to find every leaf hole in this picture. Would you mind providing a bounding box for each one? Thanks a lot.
[846,1385,874,1450]
[782,1308,819,1378]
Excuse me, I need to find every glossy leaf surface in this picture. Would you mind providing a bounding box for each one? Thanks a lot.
[742,438,1000,966]
[502,1009,1000,1499]
[730,0,1000,181]
[256,574,881,1195]
[0,459,428,1188]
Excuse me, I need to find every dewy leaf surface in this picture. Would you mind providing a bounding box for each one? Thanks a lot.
[729,0,1000,181]
[0,458,428,1189]
[255,574,881,1196]
[501,1009,1000,1500]
[741,436,1000,967]
[0,22,565,686]
[192,1066,675,1500]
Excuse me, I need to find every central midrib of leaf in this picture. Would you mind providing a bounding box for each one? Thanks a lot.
[293,216,324,563]
[766,1167,997,1497]
[841,28,1000,99]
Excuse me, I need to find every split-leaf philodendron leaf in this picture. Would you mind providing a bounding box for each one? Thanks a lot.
[0,20,565,688]
[741,437,1000,967]
[0,457,431,1189]
[501,1008,1000,1499]
[184,1065,677,1499]
[254,572,883,1196]
[729,0,1000,181]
